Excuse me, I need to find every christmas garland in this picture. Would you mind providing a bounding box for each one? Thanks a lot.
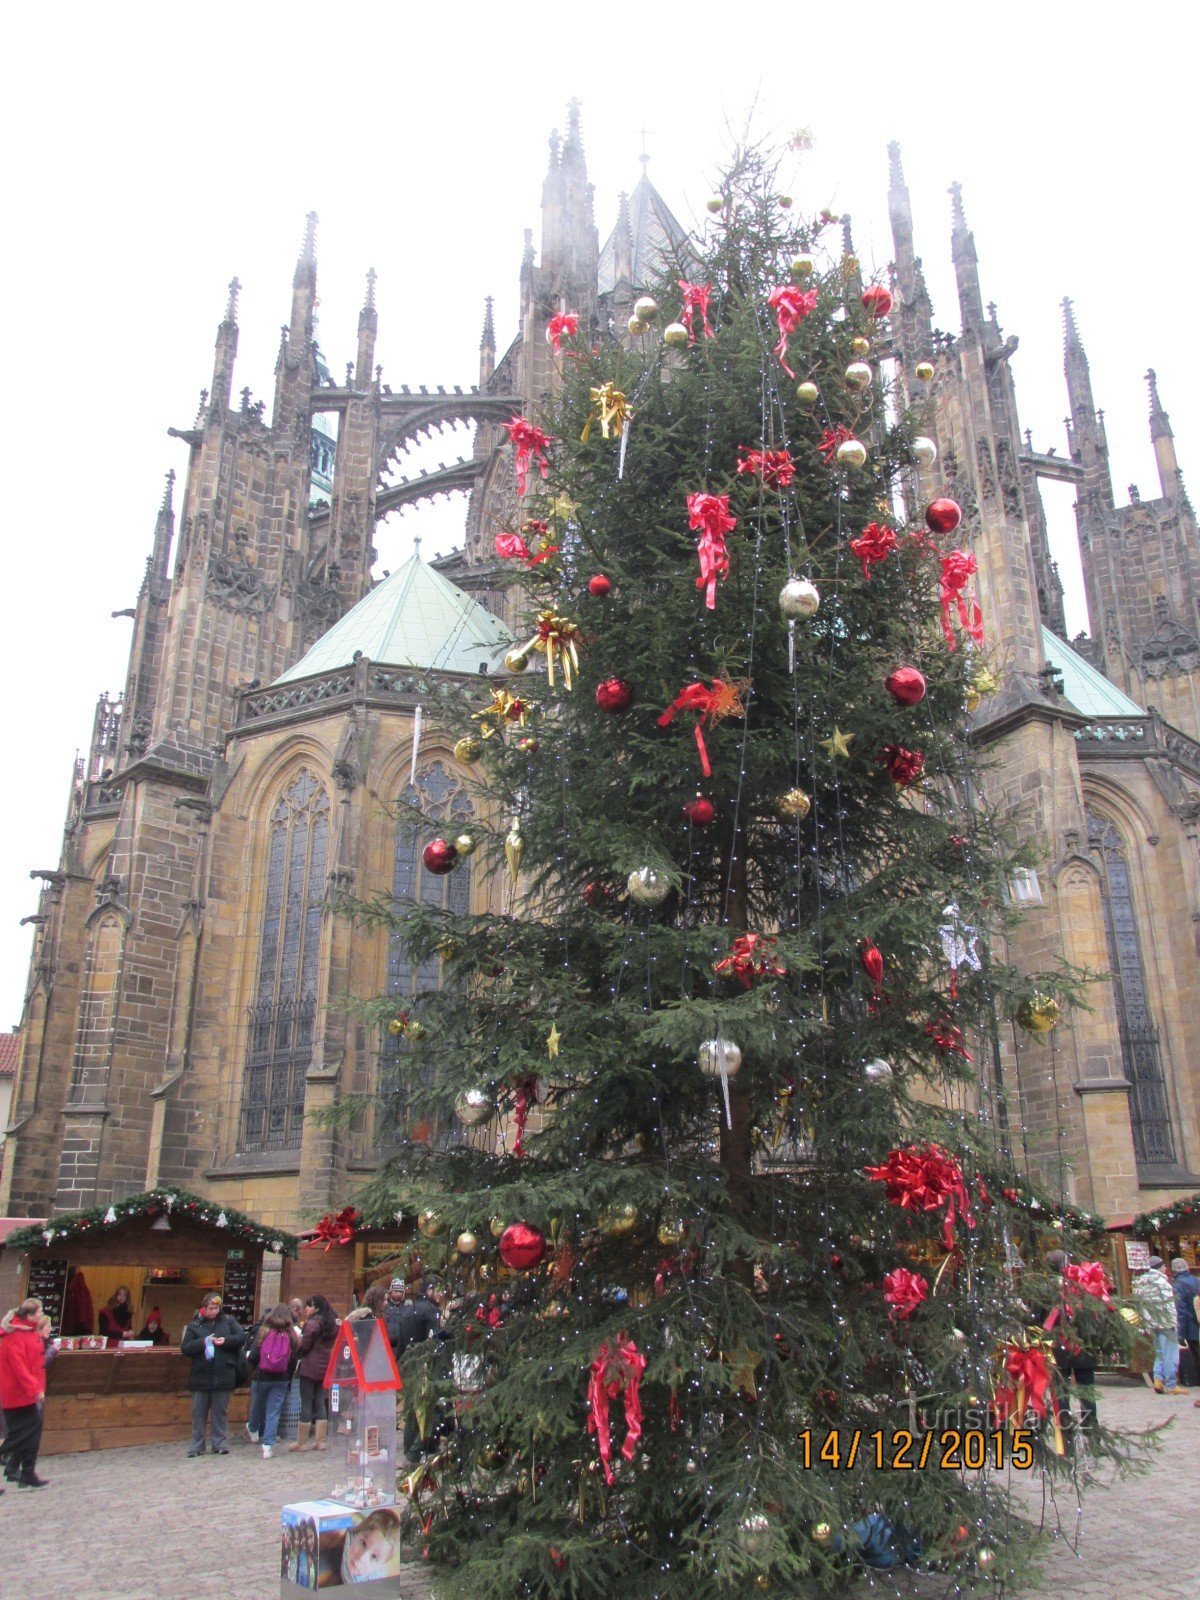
[5,1187,298,1257]
[987,1171,1106,1236]
[1132,1192,1200,1236]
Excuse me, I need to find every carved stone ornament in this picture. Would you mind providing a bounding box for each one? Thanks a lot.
[206,551,274,615]
[1133,616,1200,679]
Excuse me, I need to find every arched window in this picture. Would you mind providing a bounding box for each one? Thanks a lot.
[68,912,125,1104]
[1086,807,1177,1164]
[379,762,473,1141]
[240,769,329,1151]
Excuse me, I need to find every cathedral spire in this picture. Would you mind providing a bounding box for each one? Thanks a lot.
[1147,367,1173,441]
[274,213,318,428]
[210,276,240,411]
[1147,368,1182,503]
[151,469,176,583]
[613,189,633,289]
[949,182,985,335]
[886,144,932,376]
[479,295,496,386]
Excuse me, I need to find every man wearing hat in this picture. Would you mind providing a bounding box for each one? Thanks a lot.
[382,1278,406,1359]
[1170,1257,1199,1388]
[1134,1255,1187,1393]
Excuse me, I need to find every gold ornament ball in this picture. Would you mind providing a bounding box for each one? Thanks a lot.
[663,322,690,348]
[489,1215,507,1239]
[1017,993,1060,1034]
[698,1038,743,1079]
[657,1217,687,1247]
[915,360,935,382]
[836,438,867,469]
[850,336,870,356]
[598,1203,638,1238]
[779,576,821,619]
[795,380,819,406]
[811,1523,834,1547]
[778,194,793,209]
[454,735,482,764]
[454,833,476,856]
[913,435,938,469]
[627,316,647,337]
[755,1578,771,1593]
[778,787,812,821]
[845,361,873,390]
[790,254,815,279]
[435,937,460,960]
[706,195,724,214]
[627,866,670,906]
[455,1230,479,1256]
[976,1548,997,1570]
[418,1208,445,1238]
[455,1088,494,1127]
[633,295,659,324]
[404,1019,427,1042]
[1119,1306,1141,1326]
[504,647,531,674]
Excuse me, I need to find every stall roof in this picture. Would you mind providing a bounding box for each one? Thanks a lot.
[4,1188,299,1257]
[0,1217,46,1246]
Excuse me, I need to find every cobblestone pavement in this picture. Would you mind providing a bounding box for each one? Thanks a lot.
[2,1379,1195,1598]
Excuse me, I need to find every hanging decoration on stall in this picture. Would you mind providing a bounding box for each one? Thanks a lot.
[307,1206,362,1252]
[6,1189,299,1257]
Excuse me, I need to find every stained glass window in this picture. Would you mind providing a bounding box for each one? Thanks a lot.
[240,769,329,1151]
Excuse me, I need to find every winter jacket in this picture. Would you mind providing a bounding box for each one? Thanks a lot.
[1134,1268,1177,1333]
[296,1314,339,1383]
[180,1311,246,1391]
[1174,1270,1200,1341]
[393,1296,441,1355]
[0,1313,51,1409]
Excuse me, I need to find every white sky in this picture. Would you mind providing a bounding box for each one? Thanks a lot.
[2,3,1197,1026]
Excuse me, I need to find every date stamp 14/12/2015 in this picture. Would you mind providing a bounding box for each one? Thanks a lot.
[797,1429,1035,1471]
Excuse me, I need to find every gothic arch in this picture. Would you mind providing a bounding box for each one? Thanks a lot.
[1081,774,1160,847]
[233,733,334,822]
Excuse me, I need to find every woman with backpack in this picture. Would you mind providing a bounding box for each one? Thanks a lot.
[289,1293,339,1452]
[246,1303,299,1458]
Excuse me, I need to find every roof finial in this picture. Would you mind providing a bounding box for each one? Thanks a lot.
[364,267,377,312]
[224,276,240,325]
[639,124,652,172]
[567,98,582,147]
[301,211,318,266]
[413,533,422,558]
[949,181,966,232]
[1147,368,1173,440]
[480,295,495,350]
[887,141,904,189]
[161,468,176,512]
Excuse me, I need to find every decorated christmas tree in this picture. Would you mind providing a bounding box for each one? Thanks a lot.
[347,147,1138,1598]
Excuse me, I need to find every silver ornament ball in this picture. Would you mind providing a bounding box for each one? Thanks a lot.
[454,1088,495,1128]
[779,576,821,620]
[627,866,670,907]
[913,435,938,469]
[698,1038,743,1079]
[862,1058,894,1084]
[844,361,873,390]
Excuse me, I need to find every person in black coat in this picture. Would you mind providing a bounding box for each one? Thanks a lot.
[180,1292,246,1457]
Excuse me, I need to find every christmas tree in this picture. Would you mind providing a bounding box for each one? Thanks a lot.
[347,147,1137,1598]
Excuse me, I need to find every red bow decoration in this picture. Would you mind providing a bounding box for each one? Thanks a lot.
[504,416,553,496]
[546,311,579,352]
[864,1143,976,1253]
[926,1016,973,1061]
[860,938,885,998]
[766,285,818,378]
[992,1343,1063,1451]
[879,744,925,787]
[817,425,853,464]
[938,550,984,650]
[658,677,747,777]
[883,1267,929,1321]
[1064,1261,1114,1307]
[678,280,714,343]
[307,1206,361,1252]
[736,447,796,490]
[586,1336,647,1485]
[511,1075,539,1158]
[713,932,787,990]
[687,492,738,610]
[848,521,897,582]
[494,522,559,566]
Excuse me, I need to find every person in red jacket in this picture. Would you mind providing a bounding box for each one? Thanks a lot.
[0,1297,55,1489]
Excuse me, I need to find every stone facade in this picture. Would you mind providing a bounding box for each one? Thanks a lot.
[4,110,1200,1233]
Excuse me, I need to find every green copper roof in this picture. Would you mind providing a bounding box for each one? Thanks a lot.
[276,552,514,683]
[1041,627,1145,718]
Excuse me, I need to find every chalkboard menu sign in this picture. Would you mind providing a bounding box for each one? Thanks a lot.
[221,1257,258,1327]
[27,1259,69,1332]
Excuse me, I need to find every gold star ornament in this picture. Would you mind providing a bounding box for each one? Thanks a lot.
[546,1024,561,1060]
[819,727,854,761]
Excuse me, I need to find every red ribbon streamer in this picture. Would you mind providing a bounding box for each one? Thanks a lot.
[307,1206,360,1252]
[678,280,714,343]
[493,526,559,566]
[512,1075,538,1158]
[848,521,897,582]
[546,311,579,352]
[938,550,984,650]
[883,1267,929,1321]
[686,492,737,610]
[586,1336,646,1485]
[926,1017,973,1062]
[657,681,726,776]
[713,933,787,990]
[817,426,853,464]
[992,1344,1059,1431]
[504,416,553,496]
[865,1143,976,1253]
[736,447,796,490]
[766,285,818,378]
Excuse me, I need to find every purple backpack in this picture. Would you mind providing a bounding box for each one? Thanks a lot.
[259,1328,292,1374]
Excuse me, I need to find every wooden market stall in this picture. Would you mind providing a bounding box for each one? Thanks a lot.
[0,1188,297,1453]
[282,1212,418,1316]
[1106,1192,1200,1296]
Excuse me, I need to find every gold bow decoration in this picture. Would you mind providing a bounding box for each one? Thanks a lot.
[508,610,583,690]
[581,383,632,444]
[472,688,527,737]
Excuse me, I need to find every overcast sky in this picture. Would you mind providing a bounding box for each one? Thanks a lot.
[2,3,1196,1027]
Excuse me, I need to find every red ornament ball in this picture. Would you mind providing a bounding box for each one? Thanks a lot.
[588,574,612,597]
[583,879,614,908]
[885,666,927,707]
[683,795,716,827]
[861,285,894,318]
[596,677,634,713]
[498,1221,546,1271]
[422,838,457,876]
[925,497,962,535]
[829,1251,844,1272]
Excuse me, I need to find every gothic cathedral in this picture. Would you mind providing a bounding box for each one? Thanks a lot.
[4,109,1199,1231]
